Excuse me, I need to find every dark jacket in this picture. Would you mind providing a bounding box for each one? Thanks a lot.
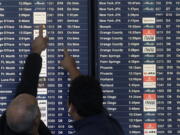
[73,113,124,135]
[0,53,52,135]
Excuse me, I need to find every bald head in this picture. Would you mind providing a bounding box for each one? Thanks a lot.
[6,94,40,133]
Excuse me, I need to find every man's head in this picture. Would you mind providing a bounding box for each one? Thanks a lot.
[6,94,41,134]
[68,75,103,120]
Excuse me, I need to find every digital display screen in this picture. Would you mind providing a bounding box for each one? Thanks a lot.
[96,0,180,135]
[0,1,89,135]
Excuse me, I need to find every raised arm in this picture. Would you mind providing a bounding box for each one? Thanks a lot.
[60,49,80,80]
[15,25,48,97]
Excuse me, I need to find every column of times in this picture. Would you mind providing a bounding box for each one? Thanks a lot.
[0,0,89,135]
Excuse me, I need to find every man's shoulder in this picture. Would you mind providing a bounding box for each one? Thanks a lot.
[77,125,105,135]
[76,114,124,135]
[107,116,124,135]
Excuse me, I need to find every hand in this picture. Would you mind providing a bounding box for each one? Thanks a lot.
[61,49,76,71]
[32,25,48,55]
[61,49,80,80]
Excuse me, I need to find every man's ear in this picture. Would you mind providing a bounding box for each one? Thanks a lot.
[68,103,75,113]
[68,103,78,115]
[34,107,41,126]
[68,104,82,121]
[68,105,72,113]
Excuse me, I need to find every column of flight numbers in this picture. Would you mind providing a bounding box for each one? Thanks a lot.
[43,1,57,134]
[155,1,174,134]
[33,0,49,132]
[45,1,57,134]
[156,3,168,134]
[47,1,69,134]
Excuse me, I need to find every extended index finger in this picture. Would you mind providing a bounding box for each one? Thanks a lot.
[64,48,69,57]
[39,25,43,37]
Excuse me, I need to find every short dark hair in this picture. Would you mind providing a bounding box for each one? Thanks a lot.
[69,75,103,117]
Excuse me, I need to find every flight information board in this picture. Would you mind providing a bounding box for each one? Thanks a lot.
[0,0,180,135]
[96,0,180,135]
[0,0,89,135]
